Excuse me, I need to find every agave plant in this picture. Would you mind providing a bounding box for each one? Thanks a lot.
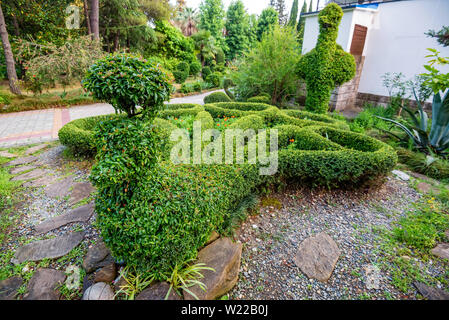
[376,89,449,156]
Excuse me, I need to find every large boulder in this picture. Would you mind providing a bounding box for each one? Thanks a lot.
[183,238,242,300]
[94,263,116,283]
[83,241,114,273]
[82,282,115,300]
[136,282,181,300]
[23,269,66,300]
[294,232,340,282]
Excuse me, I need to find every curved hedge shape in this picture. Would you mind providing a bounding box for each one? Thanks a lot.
[204,92,232,104]
[159,103,204,119]
[247,95,272,104]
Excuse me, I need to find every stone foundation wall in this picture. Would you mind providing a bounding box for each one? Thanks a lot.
[355,92,432,111]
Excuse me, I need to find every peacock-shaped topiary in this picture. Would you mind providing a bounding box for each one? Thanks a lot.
[297,3,356,114]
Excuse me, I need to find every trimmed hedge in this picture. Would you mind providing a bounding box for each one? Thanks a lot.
[247,95,272,104]
[204,92,232,104]
[159,103,204,119]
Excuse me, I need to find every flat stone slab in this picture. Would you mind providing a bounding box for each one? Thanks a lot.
[11,169,49,181]
[35,203,95,234]
[294,232,341,282]
[431,243,449,261]
[414,282,449,300]
[44,176,75,198]
[23,269,65,300]
[69,182,95,206]
[417,182,440,195]
[10,165,37,175]
[25,144,48,155]
[3,156,38,167]
[23,174,59,188]
[12,232,85,264]
[0,276,23,300]
[0,151,17,158]
[136,282,181,300]
[392,170,410,181]
[184,237,242,300]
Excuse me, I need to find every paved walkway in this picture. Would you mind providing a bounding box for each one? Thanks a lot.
[0,90,223,148]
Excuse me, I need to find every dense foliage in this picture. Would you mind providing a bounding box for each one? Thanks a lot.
[297,3,356,114]
[225,0,249,61]
[204,91,231,104]
[82,53,173,118]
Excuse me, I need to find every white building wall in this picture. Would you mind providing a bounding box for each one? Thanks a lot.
[302,0,449,100]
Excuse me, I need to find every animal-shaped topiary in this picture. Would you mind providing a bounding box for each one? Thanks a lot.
[297,3,356,114]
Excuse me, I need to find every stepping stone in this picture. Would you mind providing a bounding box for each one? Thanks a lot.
[69,182,95,206]
[431,243,449,261]
[44,176,75,198]
[410,172,439,185]
[23,269,66,300]
[11,169,48,181]
[10,165,37,175]
[3,156,38,167]
[392,170,410,181]
[294,232,341,282]
[0,276,23,300]
[94,263,116,284]
[23,174,59,188]
[414,282,449,300]
[417,182,440,195]
[183,237,242,300]
[136,282,181,300]
[83,241,114,273]
[12,232,85,265]
[35,203,95,234]
[82,282,114,300]
[0,151,17,158]
[25,144,48,155]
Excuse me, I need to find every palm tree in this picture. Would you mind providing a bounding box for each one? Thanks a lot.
[176,7,199,36]
[192,30,217,66]
[0,3,21,95]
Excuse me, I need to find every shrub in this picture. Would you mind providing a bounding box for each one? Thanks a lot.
[174,61,190,83]
[247,96,272,104]
[202,66,212,80]
[204,92,232,104]
[193,81,202,92]
[206,72,221,88]
[83,53,173,118]
[397,148,449,181]
[159,104,204,119]
[190,60,201,77]
[297,3,356,113]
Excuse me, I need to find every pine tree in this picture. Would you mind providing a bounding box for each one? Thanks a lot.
[225,0,249,61]
[256,7,279,41]
[309,0,313,13]
[276,0,287,25]
[297,0,308,48]
[288,0,299,27]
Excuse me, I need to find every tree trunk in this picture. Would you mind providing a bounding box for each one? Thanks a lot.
[0,4,21,95]
[316,0,320,11]
[113,31,120,51]
[83,0,92,35]
[90,0,99,41]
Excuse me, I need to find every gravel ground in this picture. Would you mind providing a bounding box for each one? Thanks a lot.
[229,177,434,300]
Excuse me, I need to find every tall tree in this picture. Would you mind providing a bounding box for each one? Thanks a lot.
[83,0,92,35]
[297,0,308,48]
[309,0,313,12]
[275,0,287,25]
[225,0,249,61]
[199,0,225,47]
[288,0,299,27]
[175,7,199,36]
[0,2,21,94]
[90,0,99,40]
[256,7,278,41]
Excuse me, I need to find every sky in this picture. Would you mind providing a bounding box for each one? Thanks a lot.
[170,0,323,16]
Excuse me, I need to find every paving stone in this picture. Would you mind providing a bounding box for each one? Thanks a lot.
[410,172,439,185]
[431,243,449,261]
[35,203,95,234]
[11,169,49,181]
[10,165,36,175]
[12,232,85,264]
[414,282,449,300]
[25,144,48,155]
[82,282,114,300]
[83,241,114,273]
[0,276,23,300]
[183,237,242,300]
[0,151,17,158]
[392,170,410,181]
[23,269,65,300]
[416,182,440,195]
[136,282,181,300]
[23,174,59,188]
[69,182,95,206]
[3,156,38,167]
[44,176,75,198]
[294,232,340,282]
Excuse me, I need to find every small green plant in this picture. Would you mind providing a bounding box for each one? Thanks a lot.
[115,266,155,300]
[165,259,215,300]
[202,66,212,80]
[174,61,190,84]
[206,72,221,88]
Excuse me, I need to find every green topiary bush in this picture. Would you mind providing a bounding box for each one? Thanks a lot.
[204,92,232,104]
[206,72,222,88]
[82,53,173,118]
[189,60,201,77]
[296,3,356,114]
[173,61,190,83]
[202,66,212,81]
